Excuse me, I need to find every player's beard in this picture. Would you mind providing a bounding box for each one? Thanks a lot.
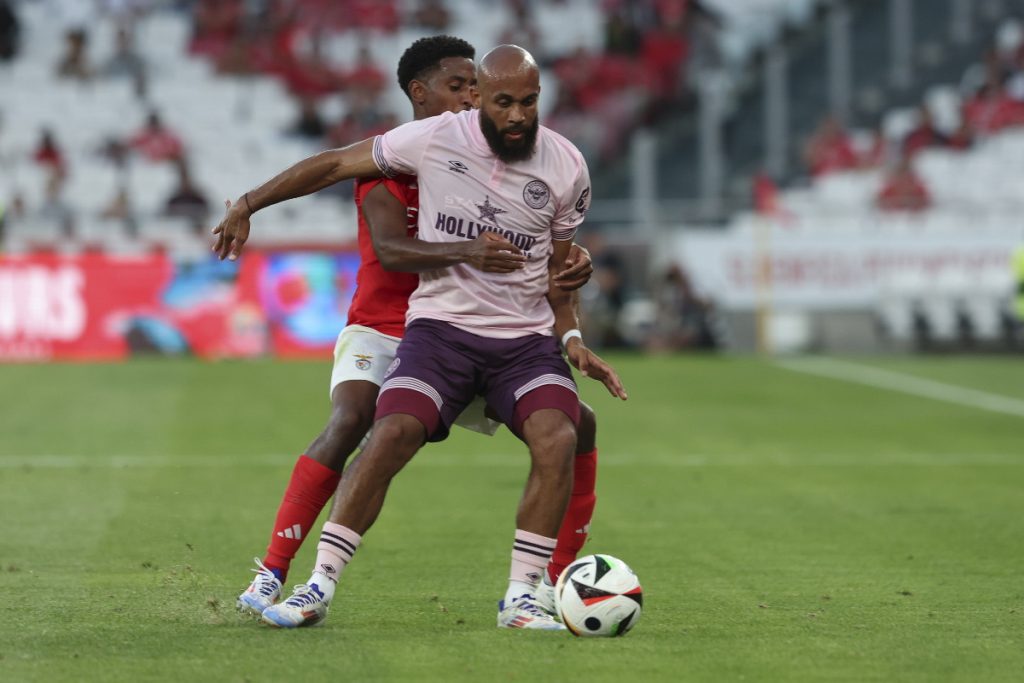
[479,110,539,163]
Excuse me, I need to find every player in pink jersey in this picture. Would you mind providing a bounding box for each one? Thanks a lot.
[236,37,599,620]
[216,45,625,630]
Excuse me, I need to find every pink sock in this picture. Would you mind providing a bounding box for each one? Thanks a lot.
[313,521,362,583]
[508,529,556,601]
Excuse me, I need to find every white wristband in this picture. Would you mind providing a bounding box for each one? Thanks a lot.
[560,329,583,350]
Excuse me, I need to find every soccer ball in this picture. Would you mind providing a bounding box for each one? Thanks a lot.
[555,554,643,637]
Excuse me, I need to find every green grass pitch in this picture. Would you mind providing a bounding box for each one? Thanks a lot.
[1,355,1022,682]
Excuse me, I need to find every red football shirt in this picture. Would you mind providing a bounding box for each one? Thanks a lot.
[346,175,420,337]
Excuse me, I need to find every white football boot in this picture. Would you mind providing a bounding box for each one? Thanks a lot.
[261,582,331,628]
[237,558,283,617]
[533,575,559,618]
[497,594,566,630]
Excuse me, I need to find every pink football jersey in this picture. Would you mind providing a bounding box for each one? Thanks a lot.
[373,109,591,339]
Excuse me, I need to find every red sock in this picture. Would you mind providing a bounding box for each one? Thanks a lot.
[547,448,597,583]
[262,455,341,581]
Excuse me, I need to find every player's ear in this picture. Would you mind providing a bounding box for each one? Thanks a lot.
[408,80,427,106]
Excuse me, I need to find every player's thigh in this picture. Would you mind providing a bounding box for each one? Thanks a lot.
[480,334,580,440]
[377,320,480,442]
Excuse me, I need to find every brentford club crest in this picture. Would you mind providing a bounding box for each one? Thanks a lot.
[523,180,550,209]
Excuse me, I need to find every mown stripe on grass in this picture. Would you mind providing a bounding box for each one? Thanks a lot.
[776,357,1024,419]
[1,452,1022,468]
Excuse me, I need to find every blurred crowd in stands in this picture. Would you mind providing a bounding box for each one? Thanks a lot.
[183,0,721,159]
[792,18,1024,214]
[0,0,721,352]
[0,0,718,238]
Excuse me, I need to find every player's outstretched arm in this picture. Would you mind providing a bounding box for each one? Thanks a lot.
[546,240,627,400]
[564,339,627,400]
[211,138,381,261]
[364,183,527,273]
[552,243,593,291]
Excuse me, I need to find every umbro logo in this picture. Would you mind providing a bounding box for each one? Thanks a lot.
[276,524,303,540]
[448,160,469,174]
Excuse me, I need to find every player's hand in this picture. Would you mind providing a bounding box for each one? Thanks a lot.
[464,231,527,273]
[553,244,593,290]
[565,338,627,400]
[211,198,251,261]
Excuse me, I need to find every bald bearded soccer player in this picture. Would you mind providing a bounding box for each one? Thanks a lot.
[213,45,627,630]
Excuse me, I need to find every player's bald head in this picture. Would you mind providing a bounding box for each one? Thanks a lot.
[476,45,542,163]
[477,44,539,86]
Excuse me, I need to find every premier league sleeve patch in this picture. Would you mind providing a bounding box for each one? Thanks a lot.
[523,180,551,209]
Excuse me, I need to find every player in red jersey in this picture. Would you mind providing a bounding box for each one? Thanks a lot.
[237,36,600,619]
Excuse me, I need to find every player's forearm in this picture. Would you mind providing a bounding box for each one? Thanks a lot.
[547,276,580,338]
[243,140,377,214]
[376,237,474,272]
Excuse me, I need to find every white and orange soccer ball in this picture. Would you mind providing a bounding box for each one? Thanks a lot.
[554,554,643,637]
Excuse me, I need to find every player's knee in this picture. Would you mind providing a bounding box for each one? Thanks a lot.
[370,414,425,452]
[525,411,577,468]
[576,402,597,454]
[327,404,375,445]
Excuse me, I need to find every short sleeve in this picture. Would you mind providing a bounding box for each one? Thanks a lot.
[552,157,591,242]
[372,113,449,178]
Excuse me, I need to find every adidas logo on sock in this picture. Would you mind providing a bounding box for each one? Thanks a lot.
[276,524,303,540]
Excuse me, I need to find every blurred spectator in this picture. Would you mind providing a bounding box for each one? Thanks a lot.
[803,116,860,177]
[164,160,210,230]
[0,0,19,62]
[348,0,399,32]
[129,112,184,163]
[287,98,327,140]
[646,264,719,352]
[100,186,139,236]
[275,33,346,99]
[345,45,387,99]
[946,120,976,150]
[56,29,93,81]
[37,172,75,239]
[903,107,948,157]
[33,129,66,176]
[1,192,26,240]
[580,234,630,348]
[859,126,887,169]
[640,15,688,106]
[99,136,132,168]
[963,77,1024,134]
[876,158,932,212]
[189,0,243,61]
[604,5,644,55]
[411,0,451,32]
[102,26,147,86]
[328,91,394,145]
[753,172,787,217]
[498,0,542,56]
